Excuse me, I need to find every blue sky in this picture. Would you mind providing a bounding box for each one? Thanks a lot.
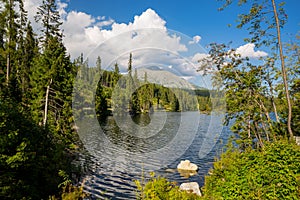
[24,0,300,88]
[64,0,300,47]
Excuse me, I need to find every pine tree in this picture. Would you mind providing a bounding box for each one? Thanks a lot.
[31,0,77,143]
[95,82,108,119]
[0,1,79,198]
[128,52,132,76]
[113,62,120,86]
[15,1,38,103]
[126,53,134,112]
[1,0,19,87]
[96,55,101,72]
[0,3,7,89]
[144,71,148,83]
[23,22,38,99]
[35,0,62,45]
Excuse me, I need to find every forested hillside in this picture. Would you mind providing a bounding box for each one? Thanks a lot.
[74,53,215,120]
[0,0,81,198]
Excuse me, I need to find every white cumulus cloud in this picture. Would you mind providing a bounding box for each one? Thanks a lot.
[57,0,68,18]
[96,18,115,28]
[23,0,208,87]
[189,35,201,44]
[61,8,187,64]
[24,0,42,32]
[236,43,268,58]
[191,53,208,63]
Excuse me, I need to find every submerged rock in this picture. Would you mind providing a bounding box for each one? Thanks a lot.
[177,169,198,178]
[177,160,198,171]
[165,168,177,173]
[179,182,201,196]
[294,136,300,145]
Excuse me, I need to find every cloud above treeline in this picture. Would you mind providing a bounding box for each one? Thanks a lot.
[236,43,268,58]
[61,8,189,62]
[24,0,267,86]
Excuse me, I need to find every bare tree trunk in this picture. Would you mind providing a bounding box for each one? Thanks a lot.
[6,54,10,84]
[247,114,251,139]
[271,96,279,122]
[267,74,280,123]
[6,0,12,85]
[271,0,293,138]
[254,121,265,148]
[43,79,52,127]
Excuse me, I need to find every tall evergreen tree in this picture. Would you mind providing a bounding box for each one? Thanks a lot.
[31,0,77,144]
[35,0,62,45]
[1,0,19,86]
[126,53,136,113]
[0,5,5,87]
[96,55,101,72]
[128,52,132,76]
[113,62,120,86]
[15,2,37,103]
[0,0,80,198]
[144,71,148,83]
[22,22,38,101]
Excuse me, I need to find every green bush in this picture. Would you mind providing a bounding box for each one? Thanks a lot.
[135,173,201,200]
[202,139,300,199]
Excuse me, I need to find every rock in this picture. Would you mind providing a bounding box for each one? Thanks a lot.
[72,125,79,131]
[294,136,300,145]
[177,160,198,171]
[180,182,201,196]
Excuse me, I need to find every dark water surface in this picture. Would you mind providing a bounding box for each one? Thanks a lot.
[76,112,231,199]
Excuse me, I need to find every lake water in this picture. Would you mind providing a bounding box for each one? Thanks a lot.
[75,111,231,199]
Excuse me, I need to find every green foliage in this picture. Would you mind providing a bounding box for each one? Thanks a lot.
[200,43,278,148]
[48,170,88,200]
[95,82,110,118]
[0,0,82,199]
[197,96,212,113]
[78,53,213,117]
[59,184,87,200]
[94,68,209,116]
[0,97,75,199]
[29,35,77,145]
[92,59,211,116]
[291,79,300,136]
[202,139,300,199]
[135,173,201,200]
[285,34,300,136]
[216,0,294,139]
[35,0,63,43]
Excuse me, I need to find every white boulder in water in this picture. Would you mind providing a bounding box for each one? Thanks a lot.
[177,160,198,171]
[180,182,201,196]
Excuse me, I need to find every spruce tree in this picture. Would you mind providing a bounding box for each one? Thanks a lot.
[128,52,132,76]
[1,0,19,88]
[15,1,38,103]
[35,0,62,44]
[96,55,101,72]
[32,0,77,144]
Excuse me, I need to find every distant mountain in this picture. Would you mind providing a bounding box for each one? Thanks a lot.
[189,84,208,91]
[136,67,206,90]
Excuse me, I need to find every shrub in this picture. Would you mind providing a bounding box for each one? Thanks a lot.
[135,173,201,200]
[202,139,300,199]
